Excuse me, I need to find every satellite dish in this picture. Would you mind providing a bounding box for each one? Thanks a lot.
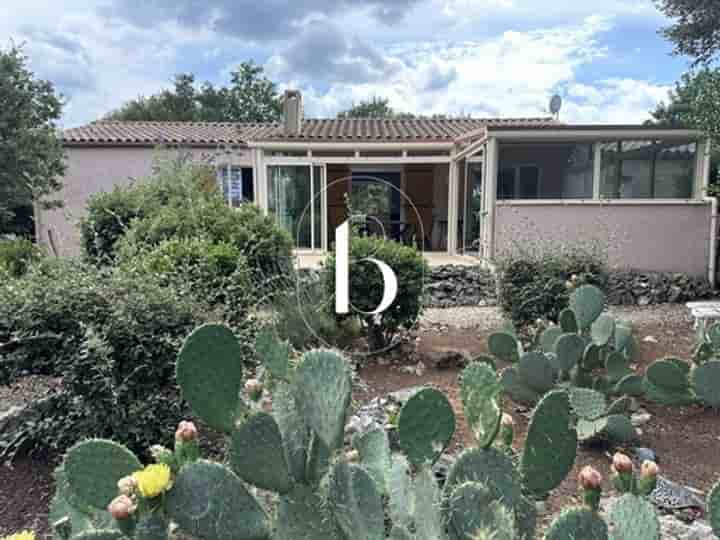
[549,94,563,118]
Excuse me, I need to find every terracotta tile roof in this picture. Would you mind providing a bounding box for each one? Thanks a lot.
[62,117,559,146]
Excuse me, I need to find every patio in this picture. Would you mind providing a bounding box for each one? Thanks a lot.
[295,251,481,270]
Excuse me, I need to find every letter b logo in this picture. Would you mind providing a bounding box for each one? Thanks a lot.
[335,220,398,315]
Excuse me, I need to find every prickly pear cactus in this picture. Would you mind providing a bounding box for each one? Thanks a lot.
[398,387,455,467]
[499,352,556,405]
[521,390,577,499]
[165,460,270,540]
[294,349,352,452]
[691,360,720,408]
[544,507,608,540]
[352,428,392,494]
[541,326,564,353]
[134,514,168,540]
[275,485,340,540]
[489,332,521,363]
[553,334,585,372]
[445,481,498,540]
[255,328,291,380]
[63,439,142,510]
[460,362,502,448]
[569,387,607,420]
[176,324,245,432]
[644,358,696,406]
[72,532,126,540]
[327,462,385,540]
[230,411,293,494]
[559,308,578,333]
[708,480,720,537]
[607,493,660,540]
[591,315,615,347]
[570,285,604,330]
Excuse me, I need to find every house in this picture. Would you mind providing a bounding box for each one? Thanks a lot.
[40,91,716,283]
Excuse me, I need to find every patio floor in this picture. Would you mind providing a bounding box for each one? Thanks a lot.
[295,251,482,270]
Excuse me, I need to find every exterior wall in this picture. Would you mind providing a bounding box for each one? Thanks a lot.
[494,202,713,276]
[38,146,251,256]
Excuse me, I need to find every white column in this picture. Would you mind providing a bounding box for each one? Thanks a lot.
[484,138,498,260]
[447,160,458,254]
[593,143,602,199]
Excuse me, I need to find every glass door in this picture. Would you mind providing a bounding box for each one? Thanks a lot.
[267,164,326,251]
[462,160,484,255]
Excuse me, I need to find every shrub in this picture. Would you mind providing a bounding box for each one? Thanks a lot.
[497,249,608,329]
[322,236,428,351]
[0,236,44,277]
[120,237,256,325]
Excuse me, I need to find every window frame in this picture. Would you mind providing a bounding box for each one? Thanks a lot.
[497,163,542,200]
[217,164,254,208]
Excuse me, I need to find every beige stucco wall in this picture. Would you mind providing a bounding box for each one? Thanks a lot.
[38,146,251,256]
[494,202,713,276]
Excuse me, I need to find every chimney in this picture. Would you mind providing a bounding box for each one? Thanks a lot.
[283,90,303,135]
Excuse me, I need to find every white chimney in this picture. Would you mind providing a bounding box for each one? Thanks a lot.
[283,90,303,135]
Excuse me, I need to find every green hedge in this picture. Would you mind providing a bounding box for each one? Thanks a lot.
[0,237,43,277]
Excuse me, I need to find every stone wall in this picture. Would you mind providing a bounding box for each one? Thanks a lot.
[423,265,497,307]
[606,271,715,306]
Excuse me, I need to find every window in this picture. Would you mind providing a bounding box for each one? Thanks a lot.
[498,142,594,199]
[497,165,541,199]
[600,140,696,199]
[217,166,254,208]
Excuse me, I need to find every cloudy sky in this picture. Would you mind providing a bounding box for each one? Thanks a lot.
[3,0,692,127]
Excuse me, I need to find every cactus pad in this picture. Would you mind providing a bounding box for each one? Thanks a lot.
[353,428,392,494]
[72,532,126,540]
[614,374,644,397]
[177,324,244,432]
[327,462,385,540]
[413,465,444,540]
[559,308,578,333]
[691,361,720,408]
[605,414,636,443]
[606,352,632,384]
[577,417,608,442]
[231,412,292,494]
[614,322,633,352]
[541,326,564,353]
[445,448,521,513]
[607,493,660,540]
[166,461,270,540]
[592,315,616,346]
[275,485,340,540]
[607,396,631,415]
[255,328,291,379]
[388,456,413,529]
[273,382,309,484]
[518,352,556,394]
[389,527,413,540]
[488,332,520,363]
[553,334,585,371]
[582,343,604,370]
[294,349,352,452]
[134,514,168,540]
[646,359,690,391]
[708,322,720,349]
[544,507,608,540]
[460,362,502,447]
[521,390,577,498]
[63,439,142,510]
[500,367,542,404]
[570,285,604,330]
[569,387,607,420]
[445,481,497,540]
[708,480,720,537]
[398,387,455,467]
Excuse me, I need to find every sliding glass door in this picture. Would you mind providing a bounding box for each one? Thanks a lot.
[267,164,326,251]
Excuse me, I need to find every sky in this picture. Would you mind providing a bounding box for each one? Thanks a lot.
[2,0,695,127]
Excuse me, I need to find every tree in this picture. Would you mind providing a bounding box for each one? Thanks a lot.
[106,62,281,122]
[338,97,400,118]
[655,0,720,65]
[0,45,65,234]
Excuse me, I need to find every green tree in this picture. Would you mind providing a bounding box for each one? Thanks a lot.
[655,0,720,65]
[0,45,65,234]
[338,97,400,118]
[106,62,281,122]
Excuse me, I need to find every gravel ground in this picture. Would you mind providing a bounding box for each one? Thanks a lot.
[0,375,59,414]
[421,303,694,330]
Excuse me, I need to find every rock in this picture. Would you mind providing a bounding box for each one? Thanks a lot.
[425,350,468,370]
[632,411,653,427]
[659,515,714,539]
[424,264,497,308]
[0,405,27,433]
[634,447,658,463]
[643,336,660,344]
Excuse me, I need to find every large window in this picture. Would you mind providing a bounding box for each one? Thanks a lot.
[599,140,697,199]
[498,142,594,199]
[217,166,254,208]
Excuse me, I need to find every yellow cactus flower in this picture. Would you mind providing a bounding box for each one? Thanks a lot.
[3,531,35,540]
[132,463,172,498]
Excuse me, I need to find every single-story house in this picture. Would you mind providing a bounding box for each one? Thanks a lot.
[40,90,716,283]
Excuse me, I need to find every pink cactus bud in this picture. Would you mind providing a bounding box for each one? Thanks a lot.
[640,460,659,479]
[612,452,634,475]
[117,475,137,496]
[578,466,603,491]
[501,413,515,428]
[107,495,136,520]
[346,450,360,463]
[175,420,198,442]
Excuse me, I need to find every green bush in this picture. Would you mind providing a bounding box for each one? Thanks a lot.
[497,250,608,329]
[0,259,260,456]
[322,236,428,351]
[0,236,44,277]
[121,237,255,325]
